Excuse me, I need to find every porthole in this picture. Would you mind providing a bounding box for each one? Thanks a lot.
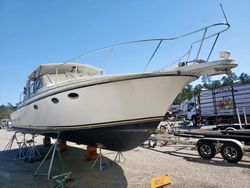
[51,98,59,104]
[68,93,79,99]
[34,105,38,109]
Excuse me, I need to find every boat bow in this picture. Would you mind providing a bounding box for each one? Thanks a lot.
[166,59,237,77]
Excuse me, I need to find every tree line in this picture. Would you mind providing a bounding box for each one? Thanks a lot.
[173,72,250,105]
[0,103,15,119]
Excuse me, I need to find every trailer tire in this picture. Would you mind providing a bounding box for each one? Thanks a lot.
[220,142,243,163]
[197,141,216,160]
[191,116,197,127]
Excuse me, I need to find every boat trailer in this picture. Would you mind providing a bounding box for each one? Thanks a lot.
[149,129,250,163]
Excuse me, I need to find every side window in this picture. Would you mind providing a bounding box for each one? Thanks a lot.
[35,77,43,91]
[29,81,35,96]
[187,103,194,112]
[29,77,43,96]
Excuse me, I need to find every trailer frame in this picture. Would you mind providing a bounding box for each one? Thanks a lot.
[149,129,250,163]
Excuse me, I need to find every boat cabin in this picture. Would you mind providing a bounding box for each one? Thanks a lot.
[22,63,103,100]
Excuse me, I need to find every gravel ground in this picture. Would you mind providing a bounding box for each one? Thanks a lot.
[0,129,249,188]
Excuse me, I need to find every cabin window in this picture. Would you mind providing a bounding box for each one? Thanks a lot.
[187,103,194,112]
[34,105,38,109]
[34,77,43,91]
[29,81,35,96]
[68,93,79,99]
[29,76,43,96]
[51,98,59,104]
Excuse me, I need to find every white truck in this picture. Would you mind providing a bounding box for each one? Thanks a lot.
[0,119,11,129]
[180,84,250,129]
[179,98,197,125]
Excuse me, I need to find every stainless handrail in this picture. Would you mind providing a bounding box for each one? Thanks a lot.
[43,22,229,75]
[32,4,231,77]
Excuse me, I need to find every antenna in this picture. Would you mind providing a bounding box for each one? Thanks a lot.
[220,3,229,24]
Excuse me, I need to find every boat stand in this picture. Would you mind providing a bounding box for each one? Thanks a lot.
[12,133,28,160]
[25,134,42,162]
[113,152,126,164]
[92,143,110,170]
[34,133,65,180]
[4,132,19,151]
[51,171,72,188]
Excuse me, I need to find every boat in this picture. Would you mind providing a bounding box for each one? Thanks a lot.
[10,21,237,151]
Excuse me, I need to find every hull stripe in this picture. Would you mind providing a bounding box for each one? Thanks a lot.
[13,116,163,132]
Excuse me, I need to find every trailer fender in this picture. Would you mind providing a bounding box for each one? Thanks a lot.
[225,127,237,131]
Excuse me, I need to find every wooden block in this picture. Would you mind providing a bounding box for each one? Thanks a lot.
[58,139,67,151]
[85,146,98,161]
[151,174,171,188]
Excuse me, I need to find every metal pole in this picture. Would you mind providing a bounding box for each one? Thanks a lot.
[32,135,35,158]
[143,40,163,72]
[100,148,102,171]
[4,132,16,151]
[47,141,57,180]
[231,84,237,123]
[55,67,58,84]
[236,108,242,129]
[34,132,62,179]
[206,33,220,62]
[75,59,79,74]
[34,142,55,175]
[114,152,118,162]
[212,90,218,125]
[195,28,207,61]
[220,3,229,24]
[243,107,248,125]
[104,48,113,74]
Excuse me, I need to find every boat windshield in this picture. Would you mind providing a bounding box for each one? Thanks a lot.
[20,64,102,101]
[29,76,43,96]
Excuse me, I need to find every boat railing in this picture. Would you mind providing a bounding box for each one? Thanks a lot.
[46,24,227,77]
[19,91,25,103]
[17,5,231,106]
[34,5,230,78]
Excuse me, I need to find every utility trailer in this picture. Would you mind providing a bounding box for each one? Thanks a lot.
[199,84,250,129]
[175,130,250,163]
[181,83,250,129]
[148,133,197,148]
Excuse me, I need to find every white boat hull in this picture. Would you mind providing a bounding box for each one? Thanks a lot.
[11,74,196,130]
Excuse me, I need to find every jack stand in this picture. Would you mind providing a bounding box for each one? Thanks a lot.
[43,136,51,147]
[51,171,72,188]
[113,152,126,164]
[14,133,28,160]
[25,134,42,162]
[4,132,19,151]
[92,143,110,171]
[34,133,65,180]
